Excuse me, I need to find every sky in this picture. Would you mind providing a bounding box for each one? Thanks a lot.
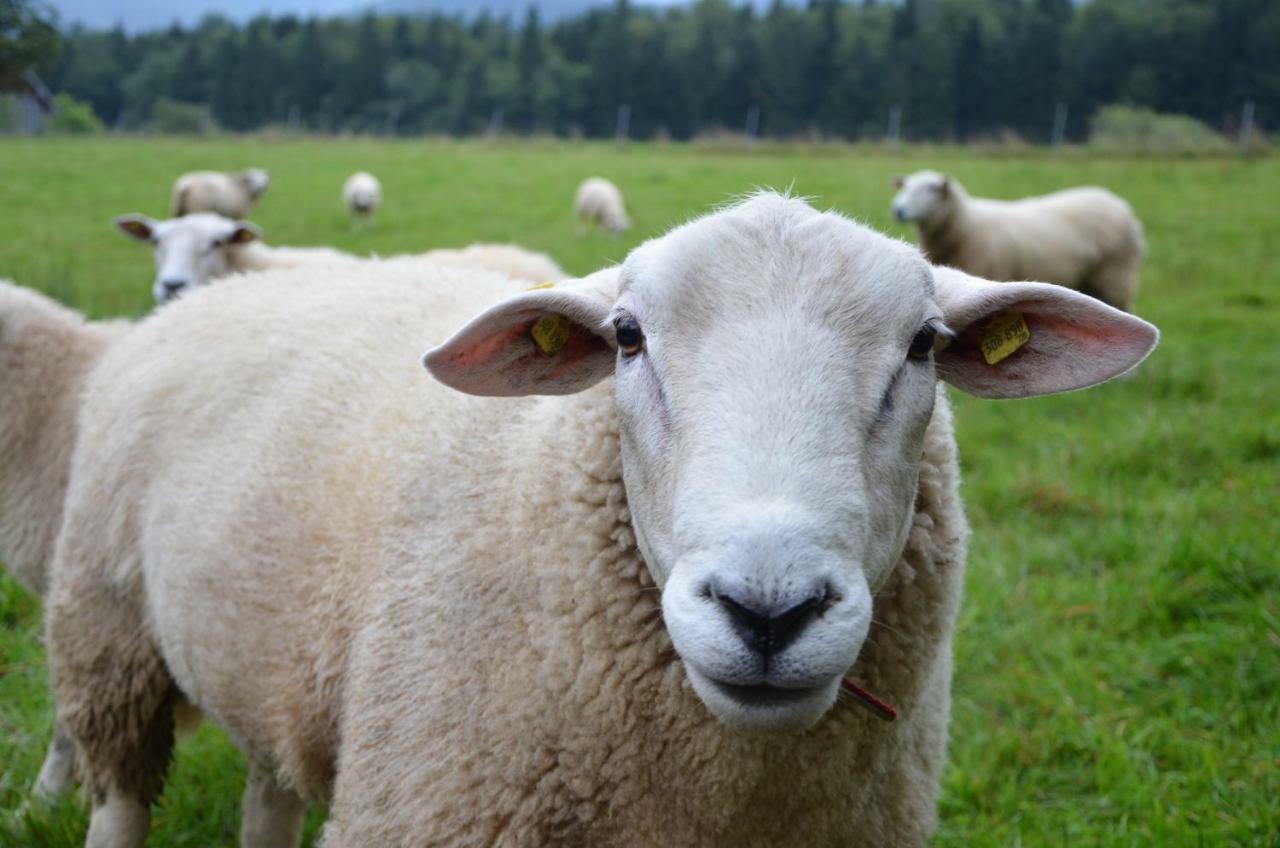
[49,0,688,33]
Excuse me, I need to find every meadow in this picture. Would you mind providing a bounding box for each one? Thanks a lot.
[0,137,1276,846]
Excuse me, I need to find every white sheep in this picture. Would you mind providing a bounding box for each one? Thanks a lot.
[0,282,129,801]
[411,242,567,284]
[113,212,358,304]
[342,172,382,221]
[575,176,630,236]
[170,169,270,219]
[46,193,1157,847]
[891,170,1146,311]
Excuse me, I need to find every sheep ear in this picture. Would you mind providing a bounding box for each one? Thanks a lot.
[890,175,904,189]
[228,222,261,245]
[939,177,951,197]
[425,268,619,397]
[931,266,1158,399]
[114,215,155,242]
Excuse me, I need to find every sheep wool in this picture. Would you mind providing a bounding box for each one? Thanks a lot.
[412,242,568,283]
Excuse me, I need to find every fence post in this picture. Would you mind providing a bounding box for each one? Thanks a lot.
[1238,100,1255,154]
[1051,101,1067,149]
[487,106,504,138]
[745,105,760,145]
[616,103,631,142]
[887,104,901,148]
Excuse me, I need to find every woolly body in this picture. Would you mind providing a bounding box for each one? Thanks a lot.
[413,242,567,283]
[575,176,630,234]
[48,195,1157,847]
[342,172,382,218]
[170,170,269,219]
[892,171,1146,311]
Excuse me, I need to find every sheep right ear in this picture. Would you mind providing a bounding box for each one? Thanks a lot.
[424,268,620,397]
[114,215,156,242]
[931,266,1159,398]
[227,222,261,245]
[890,175,904,189]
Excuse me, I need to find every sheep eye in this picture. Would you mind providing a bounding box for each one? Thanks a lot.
[908,325,936,361]
[615,317,644,356]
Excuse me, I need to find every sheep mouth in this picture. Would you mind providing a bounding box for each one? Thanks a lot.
[705,678,824,708]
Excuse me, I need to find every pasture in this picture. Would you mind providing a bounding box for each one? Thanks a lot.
[0,137,1276,846]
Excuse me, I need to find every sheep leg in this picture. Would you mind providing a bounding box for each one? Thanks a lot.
[240,764,306,848]
[47,562,177,848]
[31,722,77,800]
[86,786,151,848]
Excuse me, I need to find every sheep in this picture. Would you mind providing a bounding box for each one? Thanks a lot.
[575,176,630,236]
[0,282,130,801]
[890,170,1146,311]
[412,242,568,284]
[342,171,382,221]
[170,169,270,219]
[113,212,358,304]
[46,192,1158,847]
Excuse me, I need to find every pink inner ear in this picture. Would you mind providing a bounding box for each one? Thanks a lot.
[938,297,1157,399]
[455,322,529,369]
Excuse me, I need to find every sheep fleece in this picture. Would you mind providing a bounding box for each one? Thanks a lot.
[48,260,969,847]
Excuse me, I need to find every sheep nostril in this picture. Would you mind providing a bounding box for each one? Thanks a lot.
[162,280,186,295]
[716,589,827,658]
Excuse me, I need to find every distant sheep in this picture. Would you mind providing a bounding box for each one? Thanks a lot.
[47,193,1157,847]
[575,176,629,236]
[114,212,358,304]
[170,169,270,219]
[413,243,567,284]
[343,172,382,220]
[891,170,1146,311]
[0,282,127,800]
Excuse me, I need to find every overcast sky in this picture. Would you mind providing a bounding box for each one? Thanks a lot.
[49,0,686,33]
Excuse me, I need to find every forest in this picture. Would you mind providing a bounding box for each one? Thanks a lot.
[25,0,1280,141]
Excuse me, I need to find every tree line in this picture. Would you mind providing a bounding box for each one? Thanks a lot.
[34,0,1280,141]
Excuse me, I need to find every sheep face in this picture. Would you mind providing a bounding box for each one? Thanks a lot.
[427,192,1159,733]
[891,170,952,224]
[238,168,271,201]
[114,213,261,305]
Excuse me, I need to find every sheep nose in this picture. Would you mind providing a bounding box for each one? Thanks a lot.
[715,587,829,657]
[162,280,186,296]
[893,207,908,222]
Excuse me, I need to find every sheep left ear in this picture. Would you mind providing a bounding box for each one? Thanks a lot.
[931,266,1158,398]
[114,214,156,242]
[939,177,951,197]
[424,268,619,397]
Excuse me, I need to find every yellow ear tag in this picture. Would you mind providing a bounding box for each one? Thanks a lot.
[525,281,556,291]
[979,310,1031,365]
[531,314,571,356]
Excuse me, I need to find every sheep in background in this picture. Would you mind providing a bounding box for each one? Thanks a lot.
[170,169,270,219]
[343,172,382,222]
[113,212,359,304]
[890,170,1146,311]
[412,243,567,284]
[0,282,129,801]
[47,194,1157,847]
[575,176,629,236]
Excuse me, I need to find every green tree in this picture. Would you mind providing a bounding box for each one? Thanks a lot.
[0,0,59,88]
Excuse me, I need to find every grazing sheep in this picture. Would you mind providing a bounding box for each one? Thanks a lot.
[0,282,129,800]
[114,212,358,304]
[47,193,1157,847]
[413,243,567,283]
[575,176,630,236]
[891,171,1146,311]
[170,169,270,219]
[343,172,382,220]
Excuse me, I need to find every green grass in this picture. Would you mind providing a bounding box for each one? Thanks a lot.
[1,137,1277,846]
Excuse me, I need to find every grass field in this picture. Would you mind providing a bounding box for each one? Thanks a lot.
[0,137,1277,846]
